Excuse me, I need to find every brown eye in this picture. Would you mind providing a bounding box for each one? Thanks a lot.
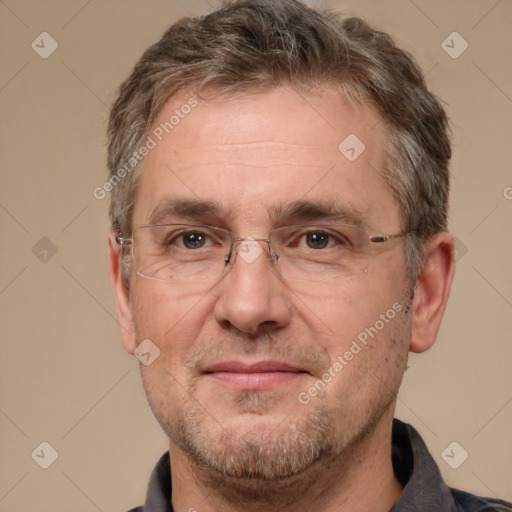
[305,232,330,249]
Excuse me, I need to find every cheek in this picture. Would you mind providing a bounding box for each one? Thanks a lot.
[291,274,404,350]
[132,283,217,420]
[324,302,410,417]
[292,268,410,403]
[130,279,215,363]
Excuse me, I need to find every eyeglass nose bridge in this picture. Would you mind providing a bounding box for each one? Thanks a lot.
[224,237,279,267]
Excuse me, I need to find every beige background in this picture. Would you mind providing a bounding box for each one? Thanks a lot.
[0,0,511,510]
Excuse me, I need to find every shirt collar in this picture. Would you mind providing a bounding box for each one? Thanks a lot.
[390,419,455,511]
[141,451,172,512]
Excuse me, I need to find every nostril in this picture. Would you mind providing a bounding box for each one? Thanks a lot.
[218,318,232,330]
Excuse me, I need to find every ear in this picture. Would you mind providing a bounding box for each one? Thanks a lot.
[108,232,137,354]
[409,231,455,353]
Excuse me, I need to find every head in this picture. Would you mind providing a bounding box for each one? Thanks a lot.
[107,0,454,500]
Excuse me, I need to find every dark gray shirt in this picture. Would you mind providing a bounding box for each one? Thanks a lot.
[129,419,511,511]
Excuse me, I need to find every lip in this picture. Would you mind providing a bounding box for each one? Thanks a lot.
[203,360,308,390]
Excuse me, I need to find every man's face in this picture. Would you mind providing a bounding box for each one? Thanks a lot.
[125,86,411,485]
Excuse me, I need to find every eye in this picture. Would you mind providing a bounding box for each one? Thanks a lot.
[277,226,357,253]
[161,229,212,250]
[304,231,331,249]
[177,231,208,249]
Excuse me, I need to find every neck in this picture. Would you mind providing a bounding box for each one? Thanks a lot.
[169,412,402,512]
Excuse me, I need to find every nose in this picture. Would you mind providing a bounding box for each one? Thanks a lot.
[213,238,292,335]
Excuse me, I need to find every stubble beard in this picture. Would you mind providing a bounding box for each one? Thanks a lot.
[174,392,337,496]
[139,297,412,503]
[147,381,397,504]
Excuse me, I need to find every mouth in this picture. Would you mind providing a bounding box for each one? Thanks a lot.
[202,360,309,390]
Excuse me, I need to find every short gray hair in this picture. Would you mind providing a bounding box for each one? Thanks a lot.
[107,0,451,284]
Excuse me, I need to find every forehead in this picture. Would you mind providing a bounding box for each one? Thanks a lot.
[133,86,400,232]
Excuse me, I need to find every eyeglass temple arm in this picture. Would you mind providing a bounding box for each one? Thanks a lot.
[115,235,133,246]
[369,232,408,243]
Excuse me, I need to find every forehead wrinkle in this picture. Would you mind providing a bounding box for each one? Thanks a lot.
[167,142,337,168]
[164,162,331,172]
[176,142,329,151]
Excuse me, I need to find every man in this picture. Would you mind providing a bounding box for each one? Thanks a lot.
[106,1,511,510]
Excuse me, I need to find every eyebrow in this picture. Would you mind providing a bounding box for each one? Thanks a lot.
[145,197,364,228]
[270,200,364,226]
[147,197,224,226]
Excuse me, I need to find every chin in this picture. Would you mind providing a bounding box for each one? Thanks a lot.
[168,394,337,482]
